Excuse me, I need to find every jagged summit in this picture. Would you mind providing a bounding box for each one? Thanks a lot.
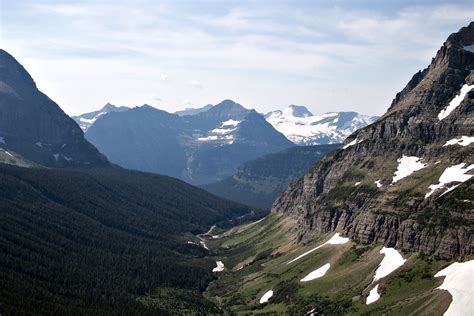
[272,23,474,259]
[389,22,474,113]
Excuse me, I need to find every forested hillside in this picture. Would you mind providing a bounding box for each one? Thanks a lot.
[203,144,339,209]
[0,164,256,314]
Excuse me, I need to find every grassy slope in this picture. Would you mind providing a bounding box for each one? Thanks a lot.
[205,214,454,315]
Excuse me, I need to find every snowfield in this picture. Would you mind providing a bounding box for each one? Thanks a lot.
[259,290,273,304]
[287,233,349,264]
[438,84,473,120]
[197,120,240,144]
[212,261,225,272]
[425,163,474,198]
[265,105,376,145]
[366,284,380,304]
[435,260,474,316]
[79,111,106,126]
[220,119,241,127]
[443,136,474,147]
[392,156,426,183]
[373,247,406,282]
[300,263,331,282]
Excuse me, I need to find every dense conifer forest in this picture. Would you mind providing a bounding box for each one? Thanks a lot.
[0,164,256,314]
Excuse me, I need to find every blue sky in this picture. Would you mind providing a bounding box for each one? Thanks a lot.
[1,0,473,116]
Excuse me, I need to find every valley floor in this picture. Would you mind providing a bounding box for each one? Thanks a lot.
[199,214,472,315]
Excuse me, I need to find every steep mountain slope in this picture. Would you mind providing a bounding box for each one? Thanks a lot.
[0,50,108,167]
[86,105,189,178]
[203,214,461,315]
[265,105,378,145]
[175,104,213,116]
[0,163,256,314]
[72,103,129,131]
[85,100,293,184]
[202,144,339,209]
[272,23,474,259]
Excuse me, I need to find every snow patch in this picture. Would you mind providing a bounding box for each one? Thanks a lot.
[375,180,383,188]
[438,84,474,120]
[287,233,349,264]
[35,141,43,147]
[79,112,106,124]
[425,163,474,198]
[53,153,59,161]
[200,241,209,250]
[443,136,474,147]
[435,260,474,316]
[343,138,358,149]
[373,247,406,282]
[300,263,331,282]
[354,182,361,186]
[221,119,241,127]
[392,156,426,183]
[0,137,4,144]
[5,151,13,158]
[212,261,225,272]
[259,290,273,304]
[366,284,380,304]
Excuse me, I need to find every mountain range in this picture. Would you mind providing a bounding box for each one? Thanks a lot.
[74,102,376,184]
[84,100,294,184]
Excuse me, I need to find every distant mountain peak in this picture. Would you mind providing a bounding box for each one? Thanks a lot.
[73,103,130,131]
[283,105,313,118]
[215,99,246,111]
[101,103,119,111]
[265,107,378,145]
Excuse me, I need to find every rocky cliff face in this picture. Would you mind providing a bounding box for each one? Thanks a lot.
[0,50,108,167]
[272,23,474,260]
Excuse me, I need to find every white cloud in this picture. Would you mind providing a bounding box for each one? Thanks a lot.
[3,1,472,116]
[190,80,203,89]
[181,99,192,106]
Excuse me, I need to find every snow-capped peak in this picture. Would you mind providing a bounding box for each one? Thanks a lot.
[265,106,378,146]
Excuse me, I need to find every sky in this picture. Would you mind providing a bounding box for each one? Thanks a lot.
[0,0,473,116]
